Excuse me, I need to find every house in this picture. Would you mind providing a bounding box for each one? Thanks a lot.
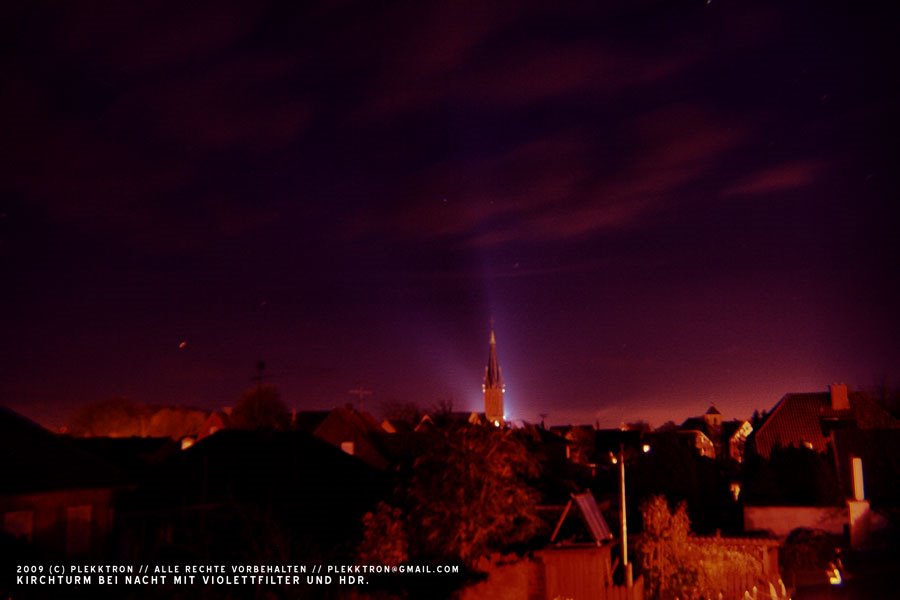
[415,410,486,431]
[743,450,891,549]
[676,428,717,459]
[679,405,753,462]
[551,424,597,465]
[199,410,230,440]
[830,428,900,506]
[744,385,899,549]
[117,428,389,563]
[749,384,899,459]
[295,405,392,470]
[1,407,120,558]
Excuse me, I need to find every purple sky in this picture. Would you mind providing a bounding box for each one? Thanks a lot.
[2,0,899,429]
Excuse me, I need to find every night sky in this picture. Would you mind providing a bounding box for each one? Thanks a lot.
[2,0,899,429]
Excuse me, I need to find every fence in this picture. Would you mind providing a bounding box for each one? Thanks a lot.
[674,577,791,600]
[604,575,644,600]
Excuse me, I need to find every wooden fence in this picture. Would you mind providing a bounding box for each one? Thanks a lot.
[604,575,644,600]
[674,577,791,600]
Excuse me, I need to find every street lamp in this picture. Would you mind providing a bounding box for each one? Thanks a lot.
[613,441,650,588]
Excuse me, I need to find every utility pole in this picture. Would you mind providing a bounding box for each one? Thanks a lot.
[618,443,633,587]
[614,438,650,587]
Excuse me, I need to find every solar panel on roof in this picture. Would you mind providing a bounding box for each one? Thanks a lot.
[572,491,613,543]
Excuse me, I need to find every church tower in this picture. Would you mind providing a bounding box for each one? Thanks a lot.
[483,326,505,425]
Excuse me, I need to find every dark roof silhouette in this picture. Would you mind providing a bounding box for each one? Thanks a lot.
[114,428,390,563]
[680,415,746,440]
[144,428,386,504]
[0,406,121,494]
[751,391,898,458]
[680,416,707,431]
[72,436,178,478]
[294,410,331,433]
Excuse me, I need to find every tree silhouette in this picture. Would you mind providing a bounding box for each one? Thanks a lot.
[380,400,423,428]
[68,397,149,437]
[639,495,766,600]
[630,431,730,534]
[639,495,695,598]
[230,385,290,430]
[357,502,409,565]
[360,424,542,568]
[146,407,206,438]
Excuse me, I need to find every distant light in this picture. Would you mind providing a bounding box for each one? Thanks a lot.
[178,341,188,349]
[180,437,195,450]
[642,444,651,453]
[493,420,501,427]
[609,452,618,465]
[828,565,842,585]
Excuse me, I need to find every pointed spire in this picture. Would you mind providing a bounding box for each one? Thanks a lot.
[484,324,503,390]
[483,322,505,424]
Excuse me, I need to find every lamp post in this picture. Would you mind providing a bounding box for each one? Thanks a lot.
[617,444,632,587]
[613,441,650,588]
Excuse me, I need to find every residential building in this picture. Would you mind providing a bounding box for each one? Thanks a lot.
[749,384,898,459]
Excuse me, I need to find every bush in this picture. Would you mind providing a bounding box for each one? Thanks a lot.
[638,495,767,600]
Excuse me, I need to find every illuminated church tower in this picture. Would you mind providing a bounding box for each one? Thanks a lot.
[483,326,505,425]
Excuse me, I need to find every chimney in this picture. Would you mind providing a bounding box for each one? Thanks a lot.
[829,383,849,411]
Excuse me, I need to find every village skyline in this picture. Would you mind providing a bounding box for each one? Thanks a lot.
[7,319,899,432]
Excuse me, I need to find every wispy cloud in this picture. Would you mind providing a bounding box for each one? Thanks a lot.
[723,160,822,196]
[353,103,749,248]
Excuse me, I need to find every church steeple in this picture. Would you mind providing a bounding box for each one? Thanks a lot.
[483,325,505,425]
